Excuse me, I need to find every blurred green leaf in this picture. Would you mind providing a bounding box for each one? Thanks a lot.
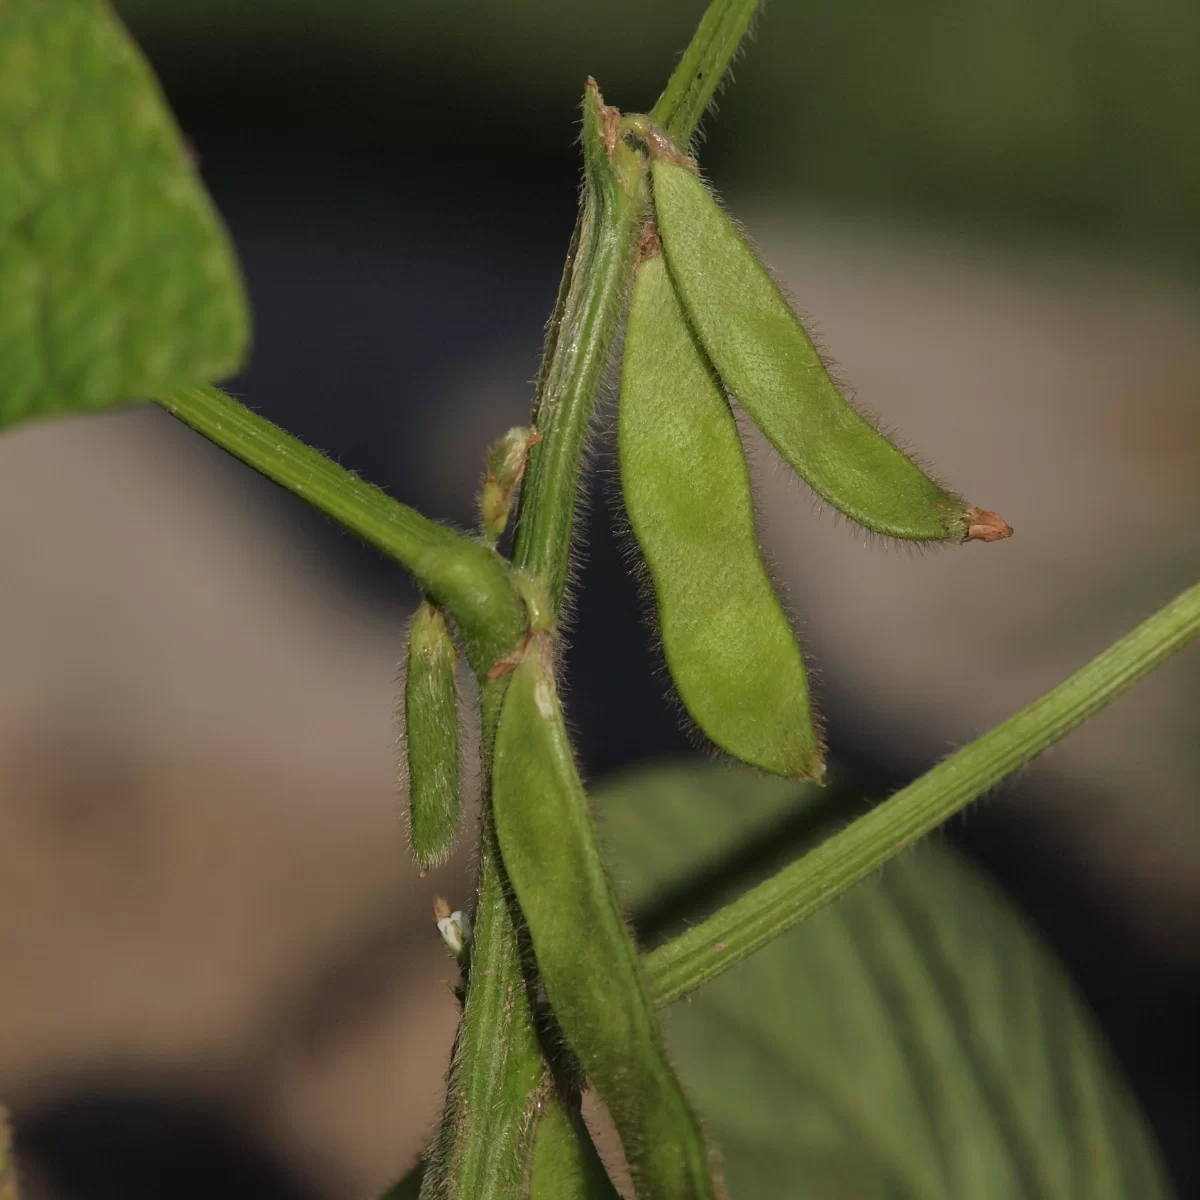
[594,759,825,917]
[0,0,249,429]
[599,762,1173,1198]
[113,0,1200,264]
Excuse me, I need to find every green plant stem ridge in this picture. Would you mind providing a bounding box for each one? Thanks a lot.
[644,578,1200,1007]
[511,83,649,610]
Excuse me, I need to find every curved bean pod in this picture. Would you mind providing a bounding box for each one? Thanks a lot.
[493,638,719,1200]
[404,601,461,872]
[619,246,822,779]
[652,159,984,541]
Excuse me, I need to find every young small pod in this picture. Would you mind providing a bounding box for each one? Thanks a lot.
[492,637,719,1200]
[652,158,1001,542]
[619,243,823,780]
[403,601,460,872]
[480,425,542,541]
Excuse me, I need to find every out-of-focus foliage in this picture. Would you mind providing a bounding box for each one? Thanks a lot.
[114,0,1200,263]
[597,762,1174,1199]
[595,760,824,915]
[0,0,248,428]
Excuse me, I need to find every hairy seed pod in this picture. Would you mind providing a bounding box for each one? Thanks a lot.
[652,159,988,541]
[404,601,460,872]
[620,245,823,779]
[493,637,719,1200]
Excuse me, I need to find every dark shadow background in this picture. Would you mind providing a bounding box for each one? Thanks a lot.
[4,1,1198,1196]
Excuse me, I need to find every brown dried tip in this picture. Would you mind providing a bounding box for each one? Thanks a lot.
[962,508,1013,543]
[433,895,452,921]
[587,76,621,164]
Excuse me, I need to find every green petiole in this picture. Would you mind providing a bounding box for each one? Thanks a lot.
[152,384,525,678]
[644,578,1200,1007]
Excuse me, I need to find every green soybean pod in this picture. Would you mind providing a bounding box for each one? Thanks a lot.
[619,245,822,780]
[493,638,719,1200]
[652,159,996,542]
[528,1096,622,1200]
[403,601,460,872]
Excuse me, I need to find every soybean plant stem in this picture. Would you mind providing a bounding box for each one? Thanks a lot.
[440,5,768,1187]
[142,5,783,1192]
[651,0,760,147]
[426,85,649,1199]
[513,0,763,605]
[424,682,549,1194]
[512,88,648,609]
[645,578,1200,1007]
[151,384,524,676]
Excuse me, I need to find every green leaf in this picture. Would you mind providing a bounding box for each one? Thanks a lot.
[594,759,826,917]
[0,0,249,429]
[600,762,1173,1199]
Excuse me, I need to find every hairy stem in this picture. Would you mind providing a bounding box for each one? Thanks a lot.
[651,0,760,146]
[152,385,524,677]
[512,82,649,609]
[424,744,547,1196]
[645,578,1200,1007]
[514,0,762,603]
[434,6,768,1189]
[428,3,770,1175]
[424,84,647,1197]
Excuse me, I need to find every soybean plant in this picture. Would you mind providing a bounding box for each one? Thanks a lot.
[1,0,1196,1198]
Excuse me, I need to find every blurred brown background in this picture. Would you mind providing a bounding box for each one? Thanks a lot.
[2,1,1198,1196]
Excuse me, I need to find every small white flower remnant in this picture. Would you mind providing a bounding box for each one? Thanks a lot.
[433,895,472,966]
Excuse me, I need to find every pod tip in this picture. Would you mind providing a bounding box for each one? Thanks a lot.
[585,77,621,163]
[962,508,1013,543]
